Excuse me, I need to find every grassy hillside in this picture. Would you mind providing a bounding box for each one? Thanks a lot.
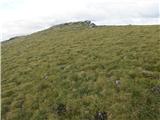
[1,21,160,120]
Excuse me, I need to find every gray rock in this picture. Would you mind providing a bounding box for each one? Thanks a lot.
[94,112,108,120]
[151,85,160,95]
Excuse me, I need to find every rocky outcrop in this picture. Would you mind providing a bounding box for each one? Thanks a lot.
[51,20,96,29]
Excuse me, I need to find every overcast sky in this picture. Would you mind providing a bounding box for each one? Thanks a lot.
[0,0,159,41]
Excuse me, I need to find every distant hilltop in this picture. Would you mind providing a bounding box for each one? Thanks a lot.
[3,20,96,43]
[51,20,96,28]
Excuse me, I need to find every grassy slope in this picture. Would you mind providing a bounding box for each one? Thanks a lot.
[1,22,160,120]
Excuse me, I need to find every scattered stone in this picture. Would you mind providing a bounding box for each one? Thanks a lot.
[94,112,108,120]
[44,76,48,80]
[142,70,154,78]
[43,73,48,80]
[151,85,160,95]
[84,20,96,28]
[84,20,91,25]
[115,80,120,86]
[56,103,66,115]
[90,23,96,28]
[115,80,120,92]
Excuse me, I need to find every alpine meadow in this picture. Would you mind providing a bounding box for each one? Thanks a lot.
[1,21,160,120]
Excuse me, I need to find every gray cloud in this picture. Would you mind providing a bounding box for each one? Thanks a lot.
[1,0,159,41]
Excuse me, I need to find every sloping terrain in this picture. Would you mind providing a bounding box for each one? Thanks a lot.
[1,21,160,120]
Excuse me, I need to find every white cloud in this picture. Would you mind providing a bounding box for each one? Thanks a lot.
[0,0,159,41]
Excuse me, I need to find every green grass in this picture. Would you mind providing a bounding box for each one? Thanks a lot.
[1,21,160,120]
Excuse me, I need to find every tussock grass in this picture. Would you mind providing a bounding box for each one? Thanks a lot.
[1,22,160,120]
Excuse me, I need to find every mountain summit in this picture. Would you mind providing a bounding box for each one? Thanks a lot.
[53,20,96,28]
